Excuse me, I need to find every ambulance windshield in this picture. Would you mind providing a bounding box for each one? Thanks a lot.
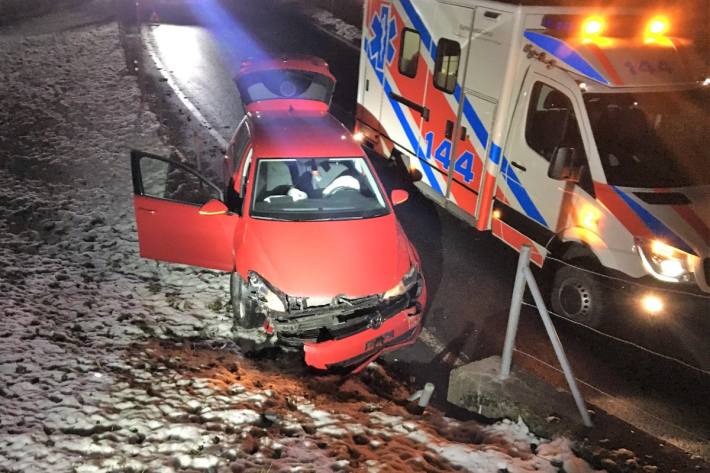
[584,88,710,188]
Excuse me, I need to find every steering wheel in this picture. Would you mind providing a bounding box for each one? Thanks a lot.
[326,186,358,196]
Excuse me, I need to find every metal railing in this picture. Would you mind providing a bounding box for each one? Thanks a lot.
[499,245,710,429]
[500,245,593,427]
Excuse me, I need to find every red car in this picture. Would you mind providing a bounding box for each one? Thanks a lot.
[130,56,426,371]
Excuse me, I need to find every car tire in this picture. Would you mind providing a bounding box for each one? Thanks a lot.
[230,272,264,330]
[550,264,605,328]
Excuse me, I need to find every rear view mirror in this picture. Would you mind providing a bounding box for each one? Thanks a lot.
[548,147,580,182]
[199,199,228,216]
[391,189,409,206]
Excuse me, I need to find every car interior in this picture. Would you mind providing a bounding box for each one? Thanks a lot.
[255,159,372,203]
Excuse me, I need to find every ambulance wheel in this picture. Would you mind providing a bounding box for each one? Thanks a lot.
[550,264,605,328]
[230,272,263,330]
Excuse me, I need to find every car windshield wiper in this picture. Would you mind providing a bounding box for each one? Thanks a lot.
[254,215,293,222]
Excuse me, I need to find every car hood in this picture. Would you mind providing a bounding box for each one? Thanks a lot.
[237,215,412,298]
[612,185,710,256]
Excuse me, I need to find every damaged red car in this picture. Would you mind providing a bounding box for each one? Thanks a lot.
[129,56,426,371]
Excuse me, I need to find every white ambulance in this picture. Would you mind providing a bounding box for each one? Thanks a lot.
[355,0,709,326]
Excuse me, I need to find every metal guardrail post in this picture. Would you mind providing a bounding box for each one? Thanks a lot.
[500,245,593,427]
[523,264,593,427]
[500,245,530,379]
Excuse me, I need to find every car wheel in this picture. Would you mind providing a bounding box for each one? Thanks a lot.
[550,264,605,328]
[230,272,264,330]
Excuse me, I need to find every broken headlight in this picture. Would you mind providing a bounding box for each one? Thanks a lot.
[383,265,419,300]
[247,272,286,312]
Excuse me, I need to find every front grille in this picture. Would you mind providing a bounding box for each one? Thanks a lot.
[278,292,411,345]
[276,283,420,345]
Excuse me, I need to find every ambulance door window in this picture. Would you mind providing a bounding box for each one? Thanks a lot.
[398,29,421,78]
[525,81,593,194]
[433,38,460,93]
[525,82,586,162]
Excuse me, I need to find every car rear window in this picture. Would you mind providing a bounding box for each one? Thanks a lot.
[237,69,335,105]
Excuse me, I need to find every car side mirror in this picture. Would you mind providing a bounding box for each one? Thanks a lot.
[548,147,580,182]
[199,199,229,216]
[391,189,409,206]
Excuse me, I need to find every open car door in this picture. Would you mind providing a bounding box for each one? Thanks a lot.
[130,150,238,271]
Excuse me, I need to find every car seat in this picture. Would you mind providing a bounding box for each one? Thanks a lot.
[256,161,295,201]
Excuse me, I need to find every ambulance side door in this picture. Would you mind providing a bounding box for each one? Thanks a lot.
[500,70,595,238]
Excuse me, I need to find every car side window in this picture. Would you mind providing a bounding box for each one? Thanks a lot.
[398,28,421,78]
[135,154,222,206]
[525,82,587,162]
[229,121,251,174]
[225,147,253,213]
[433,38,460,93]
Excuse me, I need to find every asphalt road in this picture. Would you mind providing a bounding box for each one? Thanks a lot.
[139,0,710,460]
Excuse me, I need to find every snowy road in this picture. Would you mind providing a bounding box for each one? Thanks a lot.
[143,23,242,143]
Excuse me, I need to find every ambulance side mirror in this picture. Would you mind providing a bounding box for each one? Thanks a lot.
[548,147,580,182]
[409,168,423,182]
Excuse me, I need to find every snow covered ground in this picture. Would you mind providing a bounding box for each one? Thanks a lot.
[275,0,362,50]
[0,5,605,472]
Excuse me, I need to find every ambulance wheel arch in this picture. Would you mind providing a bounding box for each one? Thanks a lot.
[555,225,648,280]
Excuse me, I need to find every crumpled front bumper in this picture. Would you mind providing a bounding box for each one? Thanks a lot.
[302,282,426,372]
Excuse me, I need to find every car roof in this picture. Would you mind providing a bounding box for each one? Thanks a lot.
[249,111,365,158]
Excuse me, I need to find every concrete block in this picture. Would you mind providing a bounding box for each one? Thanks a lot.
[448,356,588,437]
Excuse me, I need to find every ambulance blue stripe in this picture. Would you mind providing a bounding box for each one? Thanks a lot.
[612,187,695,255]
[523,31,609,85]
[365,36,443,194]
[383,81,444,194]
[394,0,545,223]
[399,0,433,55]
[463,100,489,147]
[502,157,547,227]
[489,143,502,165]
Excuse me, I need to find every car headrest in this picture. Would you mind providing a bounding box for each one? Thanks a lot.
[544,90,570,110]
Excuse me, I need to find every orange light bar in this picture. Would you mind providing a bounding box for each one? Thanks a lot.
[646,15,670,36]
[581,16,606,37]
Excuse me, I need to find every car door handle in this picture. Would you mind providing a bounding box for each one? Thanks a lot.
[445,120,454,139]
[138,207,156,214]
[510,161,527,172]
[460,126,467,141]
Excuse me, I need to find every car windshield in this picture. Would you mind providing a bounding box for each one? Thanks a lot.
[250,157,390,221]
[583,88,710,188]
[237,69,334,105]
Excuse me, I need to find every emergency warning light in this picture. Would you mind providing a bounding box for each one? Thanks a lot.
[541,14,676,39]
[645,15,671,36]
[581,16,606,37]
